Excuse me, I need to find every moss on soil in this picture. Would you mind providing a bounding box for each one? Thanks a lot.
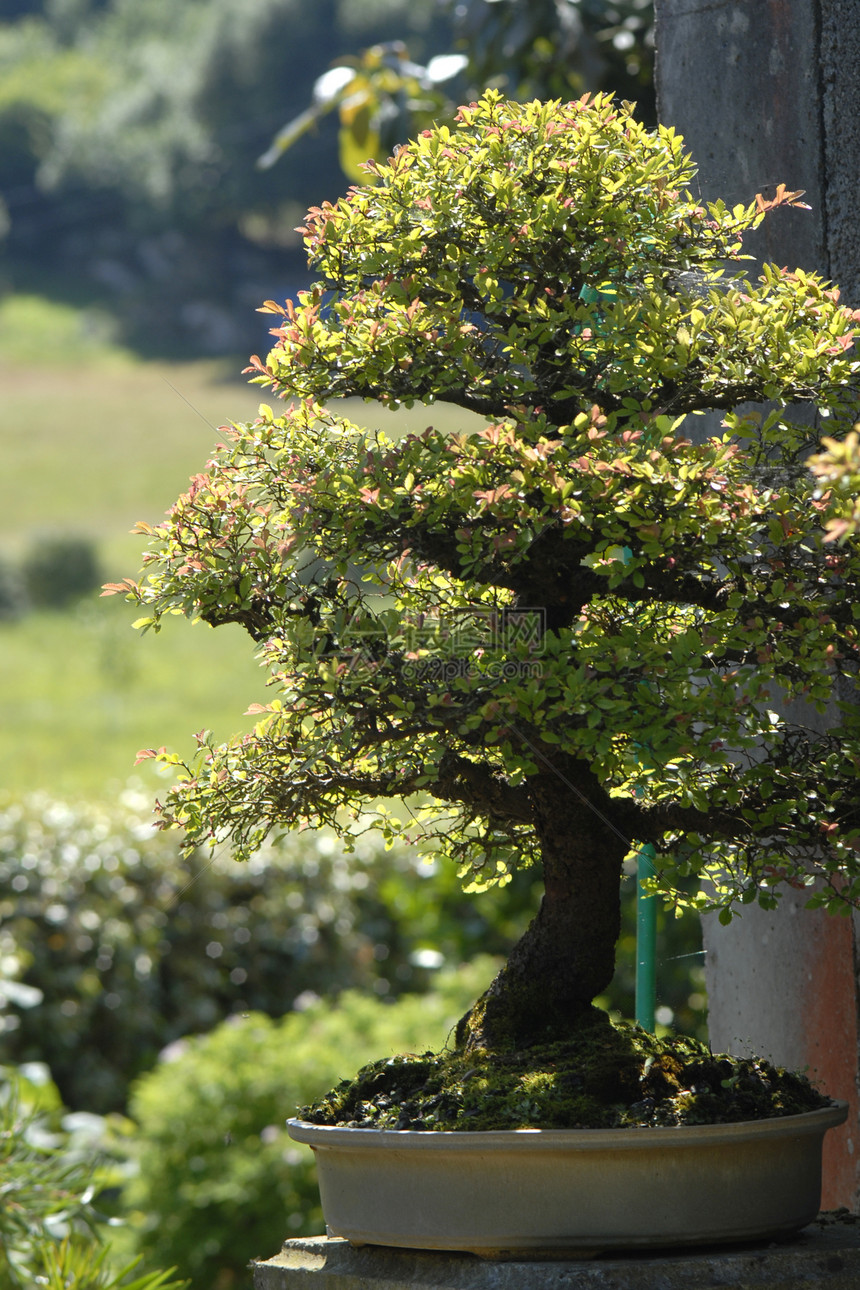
[299,1006,830,1131]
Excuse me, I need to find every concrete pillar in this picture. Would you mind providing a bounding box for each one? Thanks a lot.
[654,0,860,1210]
[654,0,860,294]
[704,902,860,1210]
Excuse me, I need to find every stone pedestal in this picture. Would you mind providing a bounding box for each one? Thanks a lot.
[254,1214,860,1290]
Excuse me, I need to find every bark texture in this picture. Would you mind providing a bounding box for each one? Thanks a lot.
[457,771,628,1051]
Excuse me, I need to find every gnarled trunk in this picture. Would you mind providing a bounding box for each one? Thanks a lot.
[457,773,628,1051]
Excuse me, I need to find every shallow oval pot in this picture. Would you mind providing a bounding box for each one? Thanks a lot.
[288,1102,847,1257]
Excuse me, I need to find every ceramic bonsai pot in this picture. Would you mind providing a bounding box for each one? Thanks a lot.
[288,1102,848,1257]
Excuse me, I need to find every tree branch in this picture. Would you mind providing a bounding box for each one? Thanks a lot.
[428,751,535,825]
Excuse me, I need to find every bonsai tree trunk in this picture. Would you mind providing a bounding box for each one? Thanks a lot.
[457,771,628,1051]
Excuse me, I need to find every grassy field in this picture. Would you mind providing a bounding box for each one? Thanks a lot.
[0,298,268,566]
[0,293,473,798]
[0,295,271,797]
[0,603,266,797]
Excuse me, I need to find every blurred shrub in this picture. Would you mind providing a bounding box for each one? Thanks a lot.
[0,1063,94,1288]
[123,963,494,1290]
[0,790,540,1113]
[0,791,704,1117]
[0,555,27,620]
[0,1062,186,1290]
[21,534,102,609]
[30,1239,187,1290]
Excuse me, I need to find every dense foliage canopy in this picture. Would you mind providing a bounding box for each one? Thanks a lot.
[117,93,860,1044]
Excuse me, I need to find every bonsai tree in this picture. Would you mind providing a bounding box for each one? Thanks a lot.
[113,94,860,1095]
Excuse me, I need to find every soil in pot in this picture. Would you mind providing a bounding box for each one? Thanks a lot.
[298,1006,831,1131]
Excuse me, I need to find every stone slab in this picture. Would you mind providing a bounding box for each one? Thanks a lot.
[253,1212,860,1290]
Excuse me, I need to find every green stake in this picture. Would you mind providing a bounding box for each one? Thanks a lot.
[636,843,657,1031]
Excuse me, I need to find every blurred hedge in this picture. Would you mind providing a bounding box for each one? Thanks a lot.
[0,790,539,1113]
[0,788,705,1117]
[122,964,495,1290]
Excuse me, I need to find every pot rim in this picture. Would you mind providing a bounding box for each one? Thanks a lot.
[287,1098,847,1151]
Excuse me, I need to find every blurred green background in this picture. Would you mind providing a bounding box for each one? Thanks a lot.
[0,6,700,1289]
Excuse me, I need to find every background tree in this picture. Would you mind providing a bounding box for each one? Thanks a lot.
[0,0,448,352]
[260,1,655,189]
[0,1,655,354]
[450,0,654,115]
[116,94,860,1055]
